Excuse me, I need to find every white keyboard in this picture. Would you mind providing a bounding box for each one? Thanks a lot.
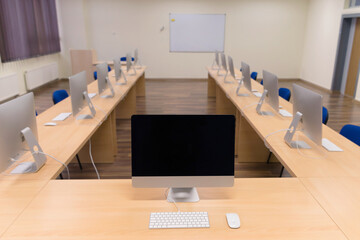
[52,112,72,121]
[149,212,210,229]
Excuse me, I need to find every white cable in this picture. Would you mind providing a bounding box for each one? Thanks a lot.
[164,188,180,213]
[33,151,71,179]
[263,128,291,150]
[89,139,100,179]
[239,102,258,117]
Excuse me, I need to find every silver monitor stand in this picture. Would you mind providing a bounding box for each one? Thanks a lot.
[76,91,96,120]
[100,77,115,98]
[11,127,47,174]
[256,90,274,116]
[284,112,311,149]
[116,69,127,85]
[126,54,137,76]
[167,187,199,203]
[236,77,249,97]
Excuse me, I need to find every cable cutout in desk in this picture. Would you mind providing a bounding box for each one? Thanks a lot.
[164,188,180,213]
[89,139,101,179]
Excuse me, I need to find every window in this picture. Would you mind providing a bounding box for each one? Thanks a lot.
[0,0,60,63]
[346,0,360,8]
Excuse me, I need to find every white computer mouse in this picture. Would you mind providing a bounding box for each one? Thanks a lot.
[44,122,57,126]
[226,213,240,229]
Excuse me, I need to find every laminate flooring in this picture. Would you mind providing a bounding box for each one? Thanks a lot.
[33,78,360,179]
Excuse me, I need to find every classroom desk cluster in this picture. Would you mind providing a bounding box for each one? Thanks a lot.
[0,65,359,239]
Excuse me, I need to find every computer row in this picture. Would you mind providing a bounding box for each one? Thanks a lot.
[0,51,142,175]
[212,51,342,151]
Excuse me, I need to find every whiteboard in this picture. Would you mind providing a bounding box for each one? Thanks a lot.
[169,14,225,52]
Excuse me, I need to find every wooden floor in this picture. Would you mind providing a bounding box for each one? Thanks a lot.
[33,78,360,179]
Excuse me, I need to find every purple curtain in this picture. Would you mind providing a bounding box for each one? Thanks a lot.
[0,0,60,62]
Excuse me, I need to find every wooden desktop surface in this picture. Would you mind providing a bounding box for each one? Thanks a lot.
[207,67,360,178]
[301,177,360,240]
[1,179,347,240]
[0,67,146,181]
[0,180,49,236]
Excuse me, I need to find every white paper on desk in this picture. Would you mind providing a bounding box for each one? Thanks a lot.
[279,109,293,117]
[52,112,72,121]
[253,92,262,98]
[88,93,97,99]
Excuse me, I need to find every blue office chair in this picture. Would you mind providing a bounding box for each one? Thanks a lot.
[251,72,258,81]
[120,57,135,62]
[322,106,329,125]
[340,124,360,146]
[35,110,38,116]
[52,90,69,105]
[52,89,83,173]
[279,88,291,102]
[93,66,111,80]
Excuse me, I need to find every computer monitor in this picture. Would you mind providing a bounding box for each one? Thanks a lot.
[96,62,114,98]
[258,70,279,115]
[133,48,142,69]
[126,53,136,75]
[236,61,252,96]
[113,58,127,85]
[69,71,96,120]
[217,53,227,76]
[284,84,323,149]
[132,115,235,202]
[228,55,235,79]
[212,51,220,70]
[0,92,46,174]
[241,61,252,92]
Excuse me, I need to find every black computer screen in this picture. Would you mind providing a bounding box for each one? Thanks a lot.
[131,115,235,177]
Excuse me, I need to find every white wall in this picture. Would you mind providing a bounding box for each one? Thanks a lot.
[58,0,309,79]
[300,0,345,90]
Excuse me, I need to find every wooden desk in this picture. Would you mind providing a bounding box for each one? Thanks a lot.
[301,177,360,240]
[207,67,360,178]
[0,180,48,236]
[1,179,347,240]
[0,67,146,181]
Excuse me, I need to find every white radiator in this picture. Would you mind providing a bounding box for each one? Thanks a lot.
[0,73,20,102]
[25,63,59,90]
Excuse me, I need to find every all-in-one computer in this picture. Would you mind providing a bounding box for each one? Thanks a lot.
[113,58,127,85]
[284,84,322,149]
[0,93,46,174]
[69,71,96,120]
[132,115,235,202]
[96,63,115,98]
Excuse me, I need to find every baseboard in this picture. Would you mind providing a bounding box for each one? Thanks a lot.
[297,78,333,94]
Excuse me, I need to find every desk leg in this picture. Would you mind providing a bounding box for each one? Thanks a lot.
[235,112,275,163]
[116,86,136,119]
[208,74,216,97]
[76,110,117,163]
[136,73,146,97]
[216,85,236,115]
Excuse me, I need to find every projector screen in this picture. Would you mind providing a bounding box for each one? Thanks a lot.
[169,13,226,52]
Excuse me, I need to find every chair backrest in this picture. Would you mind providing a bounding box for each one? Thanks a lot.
[278,88,291,102]
[322,106,329,125]
[107,65,111,72]
[260,80,263,85]
[52,89,69,105]
[340,124,360,146]
[120,57,135,61]
[251,72,258,81]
